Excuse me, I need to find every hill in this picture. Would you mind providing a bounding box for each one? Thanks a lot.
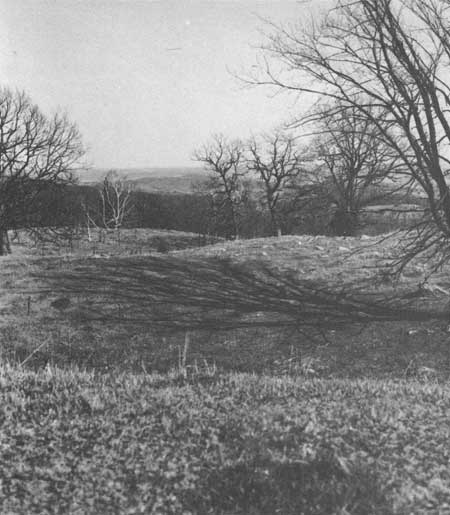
[129,172,206,193]
[1,230,449,376]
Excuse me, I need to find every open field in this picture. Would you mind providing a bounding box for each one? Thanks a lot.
[2,228,450,513]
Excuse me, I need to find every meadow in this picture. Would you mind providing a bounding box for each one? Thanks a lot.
[1,227,450,513]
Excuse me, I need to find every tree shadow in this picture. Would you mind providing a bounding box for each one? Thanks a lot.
[39,253,444,338]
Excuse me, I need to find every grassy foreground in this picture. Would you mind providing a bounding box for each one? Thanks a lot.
[1,365,450,514]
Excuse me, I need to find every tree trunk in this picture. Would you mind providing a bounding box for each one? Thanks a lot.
[270,209,281,237]
[330,209,358,237]
[0,229,11,256]
[230,204,239,240]
[86,220,92,242]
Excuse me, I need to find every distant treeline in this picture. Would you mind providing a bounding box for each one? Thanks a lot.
[36,184,278,238]
[25,179,427,242]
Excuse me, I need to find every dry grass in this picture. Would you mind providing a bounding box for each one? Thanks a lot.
[1,229,450,378]
[11,227,217,257]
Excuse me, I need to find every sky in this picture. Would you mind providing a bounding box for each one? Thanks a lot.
[0,0,326,169]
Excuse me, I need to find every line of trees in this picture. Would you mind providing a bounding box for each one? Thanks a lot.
[193,107,404,240]
[193,133,310,239]
[13,117,410,249]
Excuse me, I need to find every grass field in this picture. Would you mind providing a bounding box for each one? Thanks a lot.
[2,228,450,513]
[1,367,450,514]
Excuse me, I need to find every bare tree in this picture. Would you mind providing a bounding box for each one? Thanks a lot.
[310,101,402,235]
[99,171,133,231]
[82,171,133,242]
[193,135,245,240]
[0,87,85,255]
[247,133,304,236]
[253,0,450,265]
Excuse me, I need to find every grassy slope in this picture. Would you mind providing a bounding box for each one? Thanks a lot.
[1,230,449,378]
[11,227,214,257]
[1,367,449,514]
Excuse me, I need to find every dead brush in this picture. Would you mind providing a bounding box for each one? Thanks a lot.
[174,332,218,383]
[272,346,320,377]
[402,357,439,382]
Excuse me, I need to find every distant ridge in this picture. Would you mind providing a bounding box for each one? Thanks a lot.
[76,167,207,194]
[77,166,205,182]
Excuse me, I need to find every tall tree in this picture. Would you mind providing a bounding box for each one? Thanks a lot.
[247,133,304,236]
[0,87,84,255]
[254,0,450,263]
[193,135,245,240]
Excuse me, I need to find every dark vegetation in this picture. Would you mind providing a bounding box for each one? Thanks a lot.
[18,177,428,249]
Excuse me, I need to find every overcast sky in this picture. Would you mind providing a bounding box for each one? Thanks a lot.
[0,1,326,169]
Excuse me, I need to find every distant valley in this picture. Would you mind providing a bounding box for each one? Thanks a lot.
[76,167,207,194]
